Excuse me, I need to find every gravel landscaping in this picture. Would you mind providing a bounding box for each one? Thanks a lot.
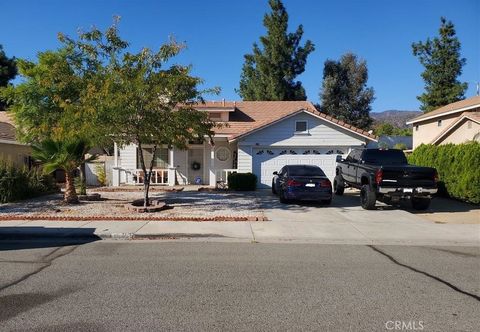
[0,189,266,221]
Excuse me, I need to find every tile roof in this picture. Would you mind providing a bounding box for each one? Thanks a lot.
[431,111,480,144]
[407,95,480,124]
[197,101,377,141]
[0,112,16,142]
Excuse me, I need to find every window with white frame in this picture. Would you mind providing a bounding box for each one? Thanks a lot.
[295,120,308,133]
[137,147,168,169]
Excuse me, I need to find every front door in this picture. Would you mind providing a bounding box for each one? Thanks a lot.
[188,148,204,184]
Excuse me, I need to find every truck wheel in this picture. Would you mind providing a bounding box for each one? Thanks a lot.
[360,184,376,210]
[272,180,277,195]
[411,197,431,210]
[333,176,345,196]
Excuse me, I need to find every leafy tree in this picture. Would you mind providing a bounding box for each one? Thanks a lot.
[32,139,94,203]
[412,17,467,112]
[62,20,218,208]
[1,36,111,194]
[0,44,17,108]
[238,0,314,101]
[373,122,412,136]
[319,53,374,129]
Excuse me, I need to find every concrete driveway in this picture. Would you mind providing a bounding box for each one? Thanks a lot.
[253,189,479,245]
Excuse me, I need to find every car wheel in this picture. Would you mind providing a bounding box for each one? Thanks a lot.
[279,190,289,204]
[272,180,277,195]
[411,197,431,210]
[360,184,376,210]
[333,176,345,196]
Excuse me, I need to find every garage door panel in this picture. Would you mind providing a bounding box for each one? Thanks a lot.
[253,147,346,188]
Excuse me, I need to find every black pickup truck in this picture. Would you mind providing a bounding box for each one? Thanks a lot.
[334,148,438,210]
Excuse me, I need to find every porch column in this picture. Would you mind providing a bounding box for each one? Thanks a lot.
[112,142,120,187]
[208,144,216,187]
[168,148,176,186]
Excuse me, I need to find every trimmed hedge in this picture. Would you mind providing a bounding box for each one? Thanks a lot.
[408,142,480,204]
[228,172,257,191]
[0,162,58,203]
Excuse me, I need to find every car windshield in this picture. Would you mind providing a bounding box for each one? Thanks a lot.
[363,149,407,165]
[289,166,325,176]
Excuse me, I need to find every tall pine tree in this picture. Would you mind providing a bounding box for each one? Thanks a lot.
[412,17,467,113]
[319,53,374,130]
[238,0,314,101]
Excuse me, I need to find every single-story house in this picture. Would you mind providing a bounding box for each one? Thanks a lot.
[0,111,31,167]
[112,101,377,188]
[406,96,480,149]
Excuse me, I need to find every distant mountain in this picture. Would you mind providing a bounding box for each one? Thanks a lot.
[371,110,422,128]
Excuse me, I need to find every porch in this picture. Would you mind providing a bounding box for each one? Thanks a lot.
[112,139,239,187]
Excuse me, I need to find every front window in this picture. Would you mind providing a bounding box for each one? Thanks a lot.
[295,120,308,133]
[437,120,442,127]
[137,147,169,168]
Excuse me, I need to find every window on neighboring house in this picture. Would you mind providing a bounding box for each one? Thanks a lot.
[415,125,419,131]
[295,120,308,133]
[137,147,169,169]
[437,120,442,127]
[209,113,222,121]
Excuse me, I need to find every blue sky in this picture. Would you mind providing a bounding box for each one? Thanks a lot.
[1,0,478,112]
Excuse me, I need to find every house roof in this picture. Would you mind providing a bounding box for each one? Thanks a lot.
[197,101,377,141]
[406,96,480,124]
[431,111,480,145]
[0,112,17,142]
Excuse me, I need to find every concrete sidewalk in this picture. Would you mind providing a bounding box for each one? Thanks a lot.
[0,217,478,246]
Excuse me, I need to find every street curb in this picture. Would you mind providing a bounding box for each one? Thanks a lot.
[0,215,268,222]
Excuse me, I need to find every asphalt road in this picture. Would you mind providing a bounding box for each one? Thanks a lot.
[0,240,479,331]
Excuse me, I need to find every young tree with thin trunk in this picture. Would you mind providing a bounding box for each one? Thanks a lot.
[412,17,467,112]
[63,19,218,208]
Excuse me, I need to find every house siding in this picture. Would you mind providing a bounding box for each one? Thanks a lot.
[173,148,188,185]
[0,143,30,167]
[413,113,459,148]
[438,119,480,145]
[237,145,252,173]
[238,112,366,147]
[119,144,137,170]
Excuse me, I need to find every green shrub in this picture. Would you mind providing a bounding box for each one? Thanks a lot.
[227,172,257,191]
[0,162,58,203]
[408,142,480,204]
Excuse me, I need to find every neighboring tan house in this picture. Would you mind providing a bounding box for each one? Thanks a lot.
[406,96,480,149]
[113,101,377,188]
[0,112,31,167]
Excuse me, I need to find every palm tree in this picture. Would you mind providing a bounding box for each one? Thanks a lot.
[32,139,94,204]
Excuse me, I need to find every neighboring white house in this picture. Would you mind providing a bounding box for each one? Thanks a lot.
[112,101,377,189]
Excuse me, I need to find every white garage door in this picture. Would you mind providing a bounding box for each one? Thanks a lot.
[252,147,347,188]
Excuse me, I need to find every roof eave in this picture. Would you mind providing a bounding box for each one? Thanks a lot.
[406,104,480,125]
